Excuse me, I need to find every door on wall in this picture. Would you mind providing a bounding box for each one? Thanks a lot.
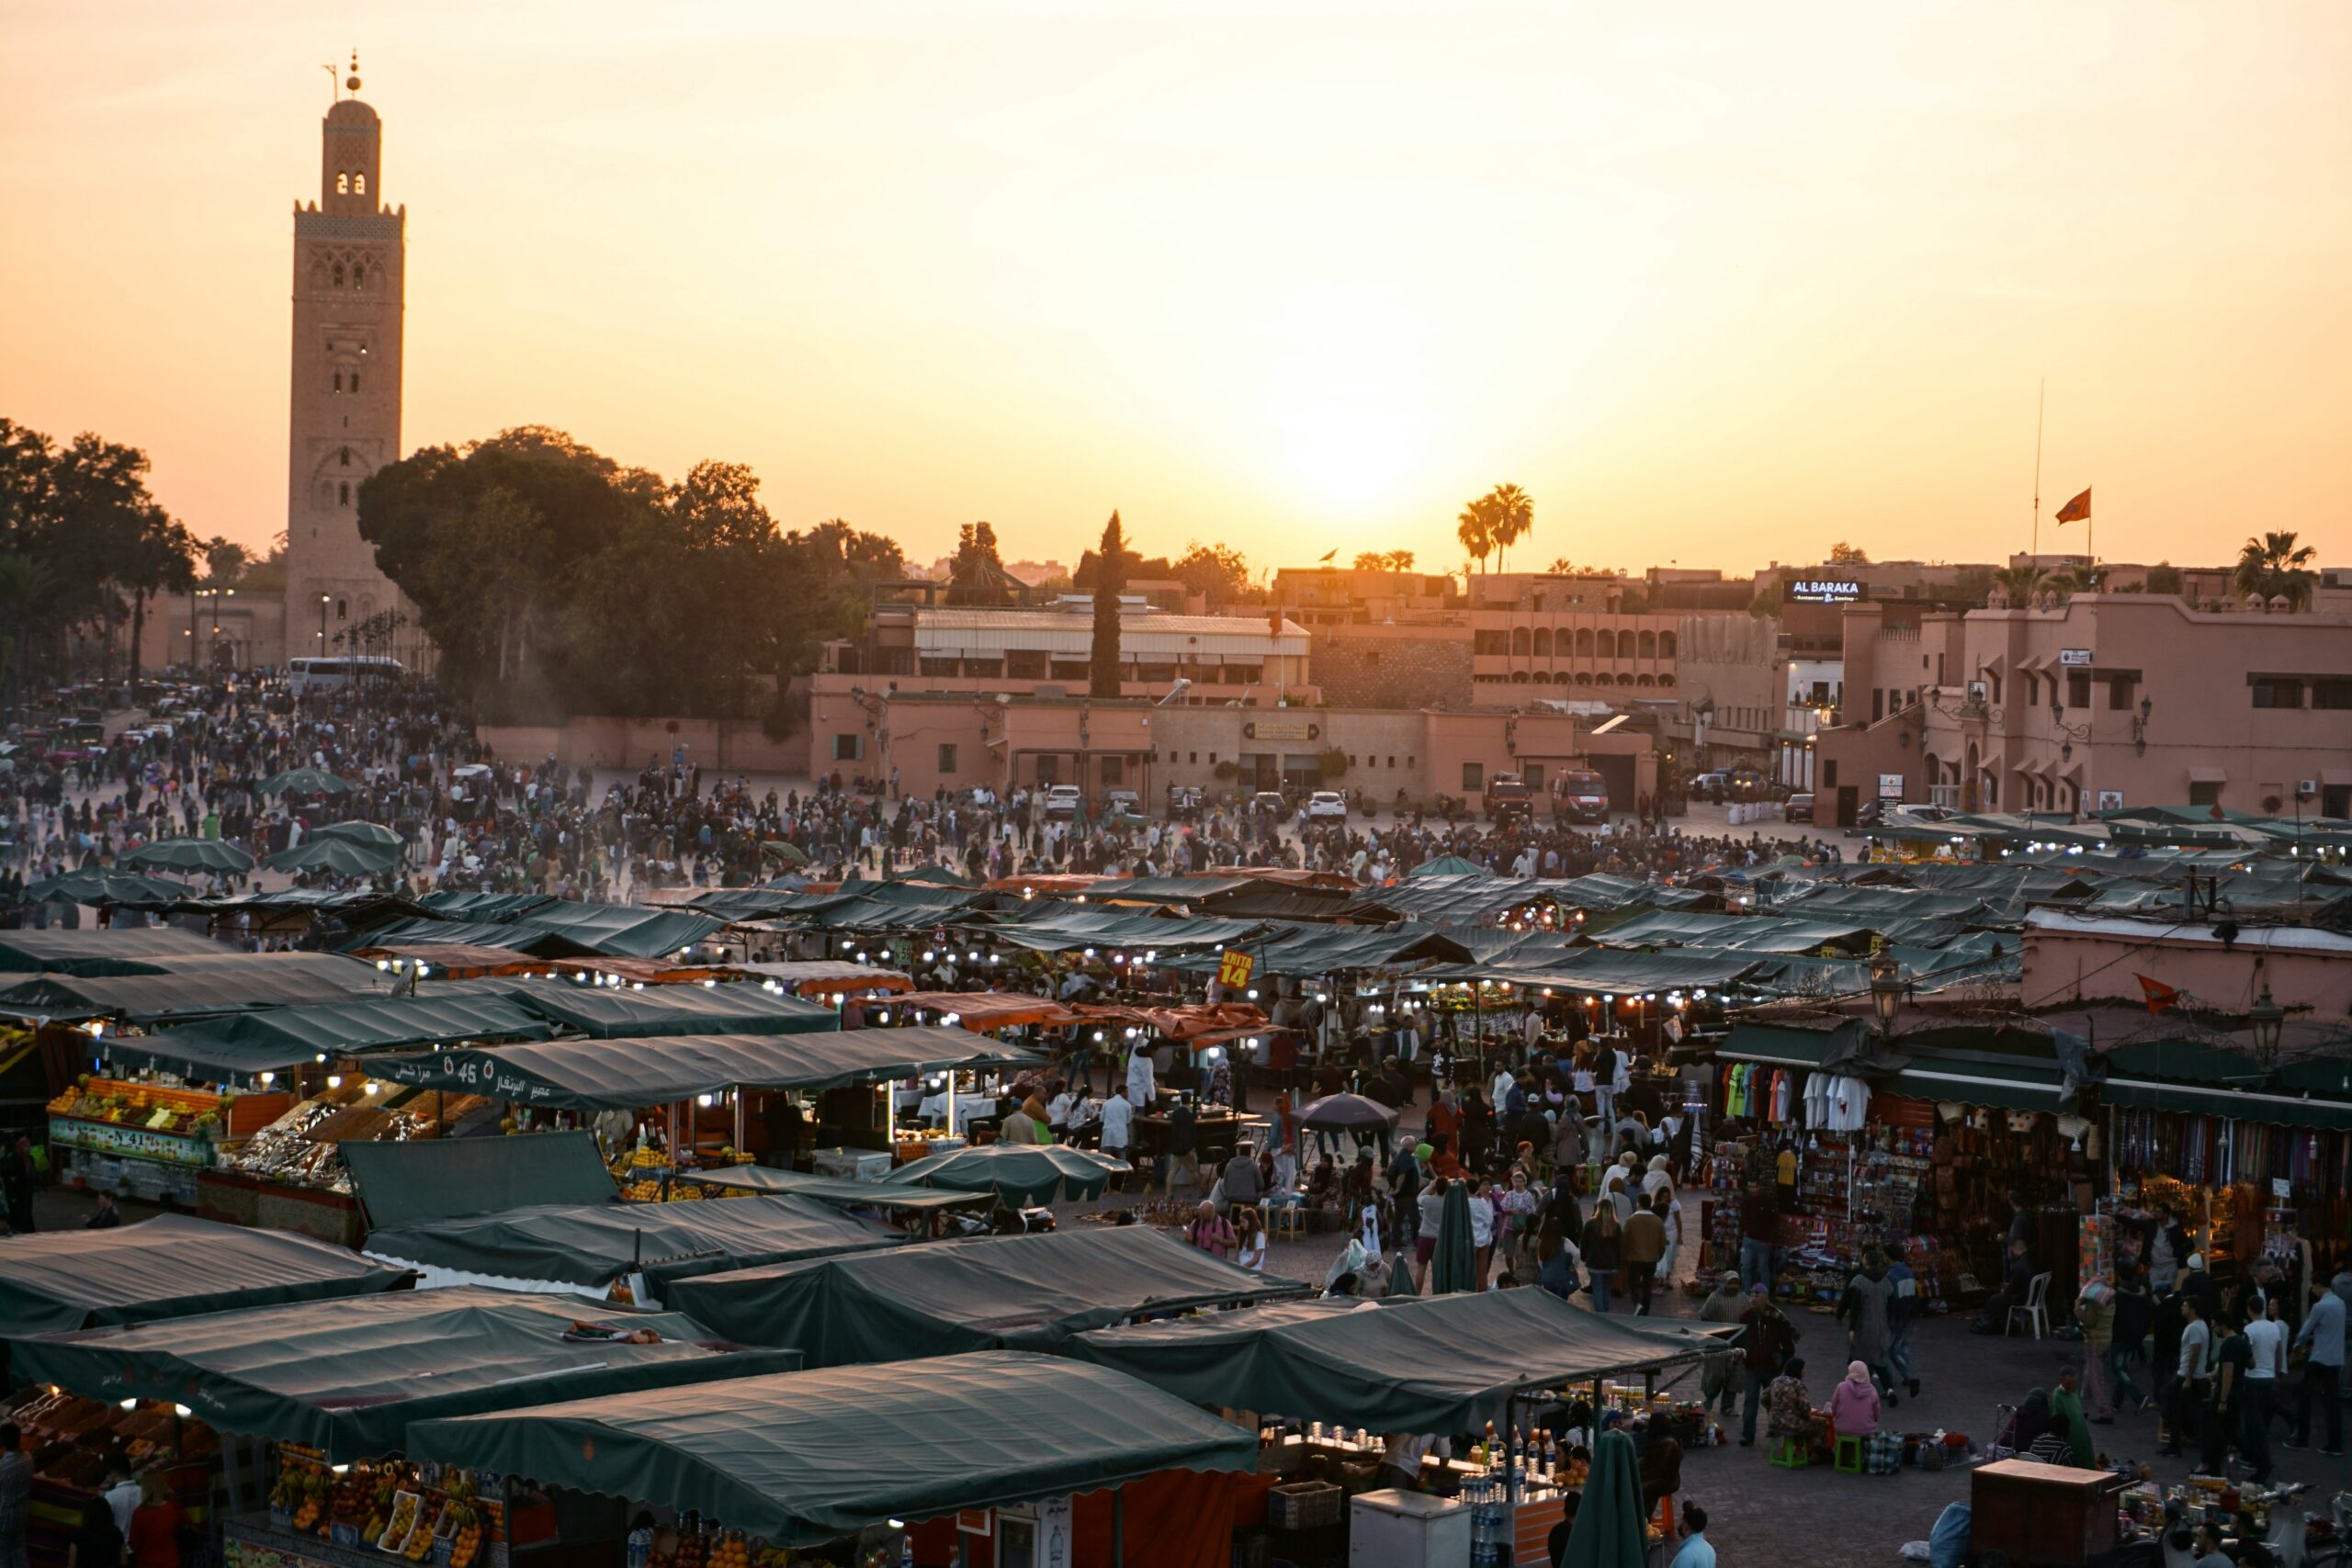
[1836,785,1859,828]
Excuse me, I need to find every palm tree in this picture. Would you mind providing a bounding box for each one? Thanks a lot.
[1988,563,2045,604]
[1486,483,1533,572]
[1456,495,1496,573]
[2233,530,2317,608]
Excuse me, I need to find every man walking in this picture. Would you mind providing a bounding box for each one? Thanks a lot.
[2162,1296,2211,1460]
[2287,1277,2345,1456]
[1623,1191,1667,1315]
[1737,1285,1795,1448]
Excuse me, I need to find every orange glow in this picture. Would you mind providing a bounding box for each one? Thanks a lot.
[2,3,2346,572]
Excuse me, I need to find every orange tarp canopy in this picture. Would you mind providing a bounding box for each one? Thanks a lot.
[888,991,1078,1031]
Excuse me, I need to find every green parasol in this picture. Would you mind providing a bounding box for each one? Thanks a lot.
[23,870,193,908]
[258,768,356,796]
[265,838,401,877]
[121,837,254,874]
[1429,1179,1476,1294]
[882,1145,1131,1206]
[1559,1429,1646,1568]
[1408,854,1487,878]
[310,820,402,850]
[760,840,811,866]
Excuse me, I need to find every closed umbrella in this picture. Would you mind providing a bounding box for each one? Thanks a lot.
[1429,1180,1476,1295]
[265,838,399,877]
[1558,1428,1646,1568]
[122,837,254,874]
[258,768,356,796]
[881,1145,1130,1206]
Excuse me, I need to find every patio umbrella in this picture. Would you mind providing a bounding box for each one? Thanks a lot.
[265,838,400,877]
[893,863,974,886]
[881,1145,1131,1206]
[258,767,356,796]
[1408,854,1486,879]
[121,837,254,874]
[760,840,811,866]
[1558,1429,1645,1568]
[311,820,403,850]
[1429,1180,1475,1295]
[23,869,193,908]
[1295,1093,1400,1134]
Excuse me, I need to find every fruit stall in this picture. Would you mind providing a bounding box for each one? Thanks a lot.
[5,1286,797,1568]
[45,1073,285,1205]
[4,1387,219,1568]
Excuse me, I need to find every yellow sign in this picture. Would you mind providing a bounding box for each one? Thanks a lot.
[1218,950,1255,989]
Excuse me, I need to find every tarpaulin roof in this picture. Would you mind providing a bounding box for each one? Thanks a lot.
[677,1166,992,1211]
[1169,925,1474,976]
[351,942,546,976]
[980,909,1268,955]
[664,1228,1306,1364]
[112,993,554,1079]
[11,1287,797,1462]
[0,927,224,976]
[1770,885,1996,922]
[498,981,841,1038]
[1065,1287,1719,1432]
[378,1026,1043,1109]
[417,891,558,920]
[2096,1037,2352,1131]
[1079,874,1266,905]
[404,1351,1256,1547]
[0,953,386,1022]
[1589,911,1878,954]
[342,1132,624,1231]
[500,901,730,960]
[1421,948,1762,998]
[888,992,1077,1030]
[0,1214,409,1339]
[364,1195,902,1291]
[729,962,911,996]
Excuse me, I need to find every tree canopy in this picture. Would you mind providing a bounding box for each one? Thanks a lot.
[1170,541,1258,607]
[1351,549,1416,571]
[2233,531,2316,609]
[0,417,198,700]
[1457,483,1532,572]
[1089,512,1125,699]
[357,427,900,722]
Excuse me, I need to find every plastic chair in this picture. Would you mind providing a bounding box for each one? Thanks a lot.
[1833,1435,1864,1473]
[2007,1271,2053,1339]
[1268,1203,1305,1242]
[1769,1435,1810,1469]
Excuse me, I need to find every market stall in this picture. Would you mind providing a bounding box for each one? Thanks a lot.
[489,979,842,1038]
[665,1226,1306,1364]
[6,1288,791,1568]
[401,1350,1260,1567]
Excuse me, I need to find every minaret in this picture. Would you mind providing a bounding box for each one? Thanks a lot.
[285,52,414,666]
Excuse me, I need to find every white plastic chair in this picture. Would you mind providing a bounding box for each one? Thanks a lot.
[2007,1271,2052,1338]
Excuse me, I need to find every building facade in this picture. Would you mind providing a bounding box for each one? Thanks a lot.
[1815,593,2352,825]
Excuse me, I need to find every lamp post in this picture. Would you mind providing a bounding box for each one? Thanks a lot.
[2248,979,2284,1070]
[318,592,330,653]
[1868,949,1903,1039]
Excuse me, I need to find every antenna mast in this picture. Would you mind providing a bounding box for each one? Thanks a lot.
[2030,377,2045,560]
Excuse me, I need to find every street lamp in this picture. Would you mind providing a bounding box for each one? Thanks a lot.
[1868,949,1904,1037]
[2247,978,2285,1069]
[318,592,330,650]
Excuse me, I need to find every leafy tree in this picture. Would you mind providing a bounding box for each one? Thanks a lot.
[1827,541,1870,564]
[202,537,251,586]
[1171,541,1256,607]
[1090,511,1125,699]
[2233,530,2316,608]
[946,521,1019,605]
[2143,562,2183,597]
[1989,562,2047,604]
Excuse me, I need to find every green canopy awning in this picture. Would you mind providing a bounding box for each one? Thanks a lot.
[880,1145,1130,1205]
[266,837,401,876]
[363,1195,902,1292]
[0,1215,408,1339]
[676,1167,991,1212]
[311,820,405,849]
[121,837,255,874]
[501,982,840,1038]
[11,1287,796,1462]
[114,993,554,1079]
[342,1132,623,1231]
[0,928,224,976]
[664,1228,1307,1364]
[374,1027,1046,1111]
[1407,854,1487,879]
[22,870,194,909]
[1065,1287,1720,1433]
[404,1351,1256,1547]
[0,953,387,1022]
[503,901,729,961]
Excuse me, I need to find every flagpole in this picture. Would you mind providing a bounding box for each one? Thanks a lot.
[2030,377,2044,560]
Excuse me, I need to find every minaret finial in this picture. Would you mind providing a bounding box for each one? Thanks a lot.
[346,50,362,95]
[323,62,339,103]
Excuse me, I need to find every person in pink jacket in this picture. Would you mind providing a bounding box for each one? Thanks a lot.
[1829,1359,1883,1438]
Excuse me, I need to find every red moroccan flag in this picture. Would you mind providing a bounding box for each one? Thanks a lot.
[2136,974,2178,1014]
[2054,487,2091,524]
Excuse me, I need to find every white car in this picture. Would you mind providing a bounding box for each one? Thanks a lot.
[1043,784,1082,819]
[1306,790,1348,822]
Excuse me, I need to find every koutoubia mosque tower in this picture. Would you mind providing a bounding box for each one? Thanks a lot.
[283,55,422,665]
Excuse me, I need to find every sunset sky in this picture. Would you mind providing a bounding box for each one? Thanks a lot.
[4,1,2346,577]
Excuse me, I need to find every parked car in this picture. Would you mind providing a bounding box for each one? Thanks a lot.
[1042,784,1082,819]
[1103,789,1141,818]
[1250,790,1289,818]
[1306,790,1348,823]
[1165,784,1205,820]
[1552,768,1611,824]
[1688,771,1732,803]
[1784,792,1815,824]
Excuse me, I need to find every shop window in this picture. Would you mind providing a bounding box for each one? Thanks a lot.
[2066,673,2090,708]
[2188,780,2222,807]
[936,744,957,774]
[831,734,864,761]
[1385,756,1395,769]
[2108,676,2137,711]
[2312,679,2352,710]
[1523,762,1545,790]
[1462,761,1484,791]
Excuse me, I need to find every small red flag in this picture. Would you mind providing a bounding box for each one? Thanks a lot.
[2136,974,2178,1014]
[2054,487,2091,524]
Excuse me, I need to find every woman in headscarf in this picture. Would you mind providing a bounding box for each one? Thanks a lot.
[1764,1357,1815,1443]
[1579,1197,1623,1313]
[1828,1359,1882,1439]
